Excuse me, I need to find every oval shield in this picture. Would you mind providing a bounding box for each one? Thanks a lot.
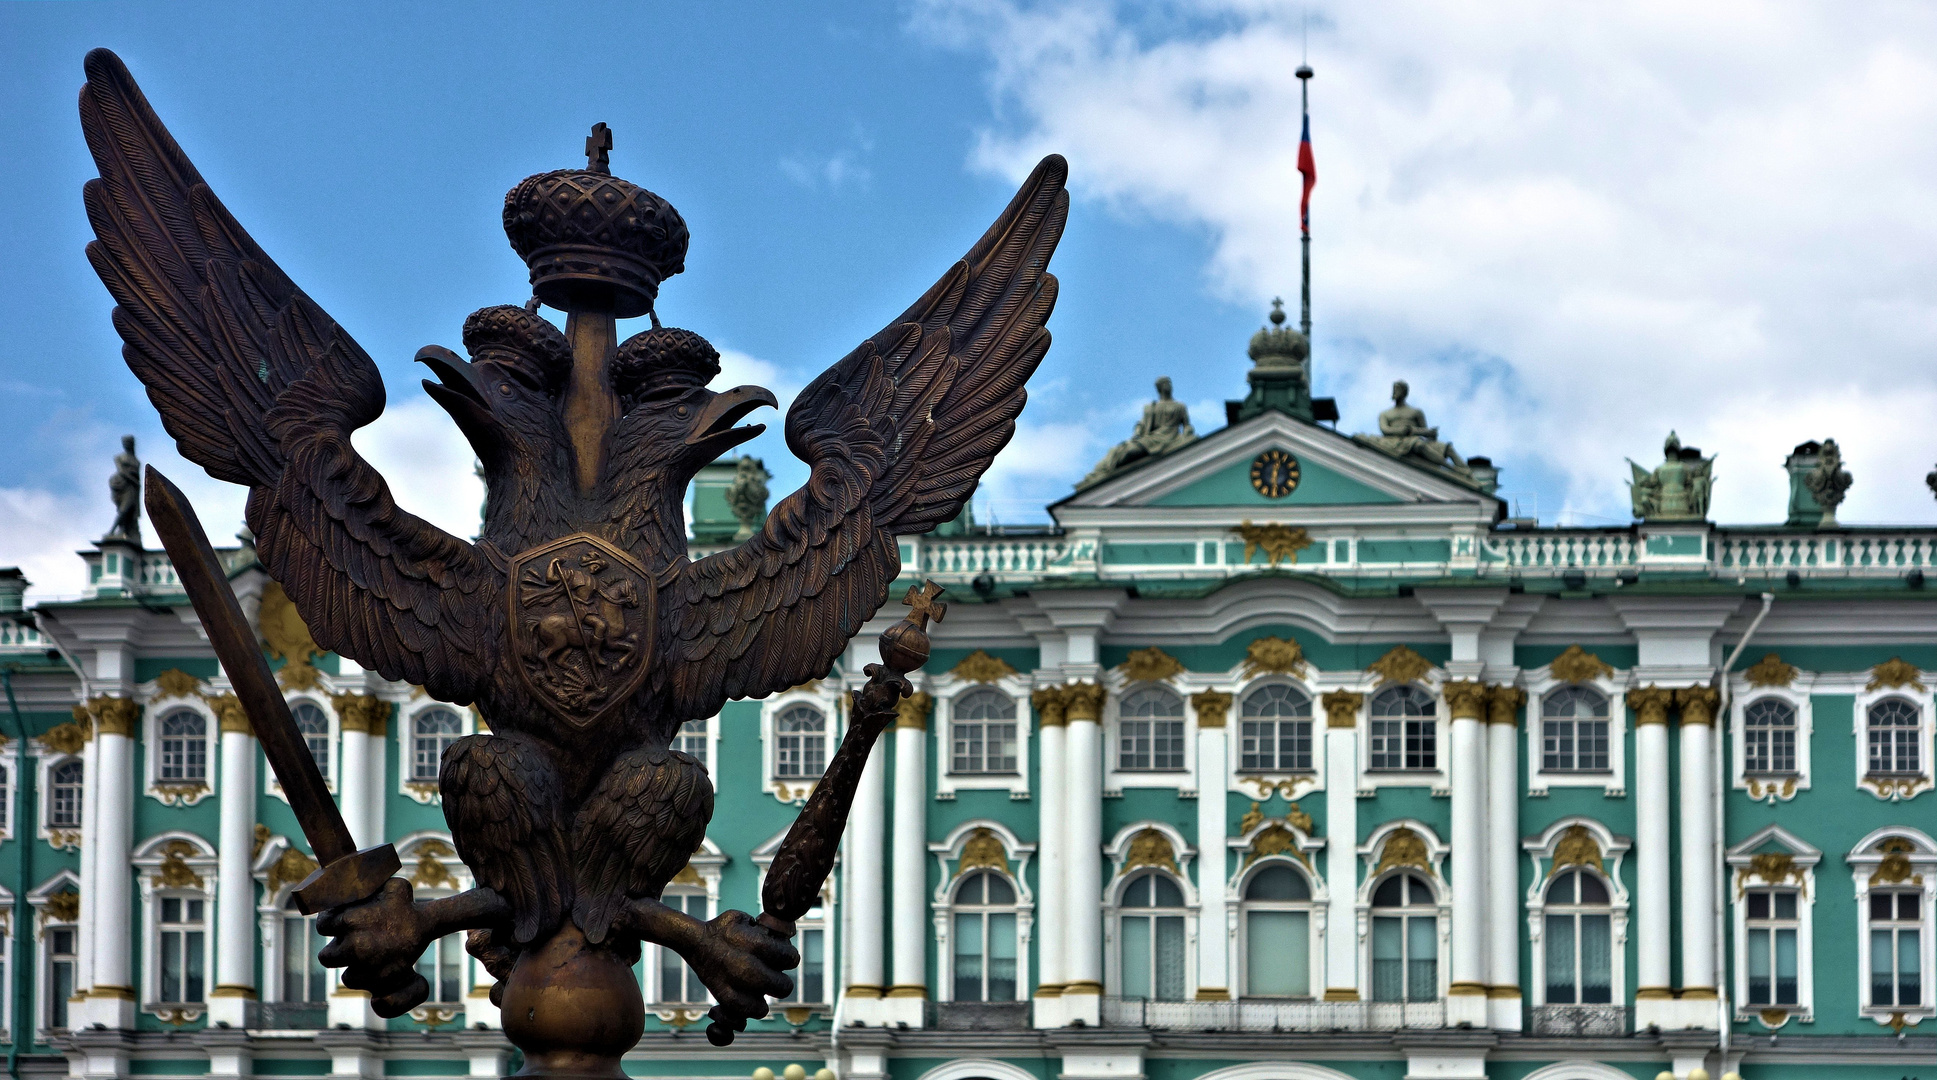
[507,534,657,729]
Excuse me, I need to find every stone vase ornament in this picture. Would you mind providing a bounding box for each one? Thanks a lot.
[78,47,1064,1076]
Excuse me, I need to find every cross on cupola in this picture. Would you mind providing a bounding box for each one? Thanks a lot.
[585,122,612,174]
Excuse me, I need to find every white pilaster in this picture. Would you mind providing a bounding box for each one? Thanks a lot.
[81,722,137,1029]
[1193,695,1229,999]
[76,725,101,999]
[1032,688,1068,1027]
[1485,688,1524,1030]
[210,721,259,1027]
[338,726,373,848]
[1445,683,1488,1026]
[1630,688,1675,1024]
[1322,692,1360,999]
[887,714,927,1023]
[1677,687,1719,1012]
[1061,683,1105,1025]
[839,733,888,1024]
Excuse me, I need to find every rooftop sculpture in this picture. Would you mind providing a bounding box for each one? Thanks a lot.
[78,47,1065,1072]
[107,434,141,542]
[1628,431,1715,522]
[1079,376,1197,486]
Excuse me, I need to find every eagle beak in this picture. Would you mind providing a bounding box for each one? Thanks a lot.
[417,345,507,465]
[684,384,777,456]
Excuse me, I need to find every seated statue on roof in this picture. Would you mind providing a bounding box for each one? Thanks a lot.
[1363,380,1466,473]
[1080,376,1197,487]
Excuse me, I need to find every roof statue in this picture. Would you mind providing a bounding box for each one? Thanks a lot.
[723,455,771,541]
[1628,431,1715,521]
[1079,376,1197,487]
[78,47,1065,1065]
[1354,380,1485,485]
[107,434,141,542]
[1803,438,1852,528]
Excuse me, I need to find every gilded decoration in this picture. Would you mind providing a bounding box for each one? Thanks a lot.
[153,840,205,889]
[1626,686,1674,726]
[44,889,80,924]
[1244,776,1313,801]
[1063,683,1106,722]
[151,781,210,807]
[332,693,387,735]
[1675,686,1720,726]
[1442,680,1488,721]
[1367,645,1433,687]
[153,668,203,700]
[1485,686,1525,725]
[38,722,86,756]
[1737,853,1806,899]
[1746,776,1797,802]
[87,696,139,738]
[207,694,250,736]
[46,830,81,852]
[252,824,270,860]
[1031,686,1068,727]
[277,658,324,692]
[895,692,933,731]
[1321,690,1363,728]
[1118,646,1186,684]
[1547,825,1604,877]
[1374,827,1433,878]
[669,863,703,887]
[68,704,94,742]
[1867,658,1925,693]
[1871,838,1922,886]
[1231,521,1313,567]
[1745,653,1798,688]
[1549,645,1614,684]
[1190,690,1232,729]
[951,650,1018,684]
[1245,823,1310,869]
[410,1006,460,1026]
[1122,828,1179,876]
[956,828,1010,878]
[1240,635,1307,679]
[259,581,321,665]
[409,841,460,891]
[266,847,319,895]
[1239,802,1265,834]
[1758,1009,1791,1030]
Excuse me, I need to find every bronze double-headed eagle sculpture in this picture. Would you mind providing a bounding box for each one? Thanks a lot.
[77,47,1065,1071]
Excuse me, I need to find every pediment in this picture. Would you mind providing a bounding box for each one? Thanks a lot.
[1054,412,1502,525]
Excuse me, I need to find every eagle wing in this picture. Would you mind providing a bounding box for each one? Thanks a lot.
[668,155,1068,718]
[79,49,498,703]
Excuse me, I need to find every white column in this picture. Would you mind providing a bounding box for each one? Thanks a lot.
[1192,692,1230,1000]
[1445,682,1489,1026]
[84,703,138,1028]
[843,732,887,1004]
[1629,688,1674,1019]
[1486,687,1524,1030]
[1032,688,1068,1026]
[210,708,259,1026]
[76,717,102,998]
[887,703,928,1019]
[1321,692,1360,999]
[1677,687,1719,1005]
[338,708,374,848]
[1061,683,1105,1024]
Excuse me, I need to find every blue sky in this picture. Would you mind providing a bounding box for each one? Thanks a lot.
[6,1,1937,598]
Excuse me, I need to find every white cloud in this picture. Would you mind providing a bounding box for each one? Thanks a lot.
[914,0,1937,525]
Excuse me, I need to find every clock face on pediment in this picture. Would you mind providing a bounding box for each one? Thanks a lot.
[1250,448,1301,498]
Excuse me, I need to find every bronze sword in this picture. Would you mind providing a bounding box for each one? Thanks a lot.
[144,466,401,913]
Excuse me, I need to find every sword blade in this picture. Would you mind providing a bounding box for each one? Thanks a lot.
[143,467,356,866]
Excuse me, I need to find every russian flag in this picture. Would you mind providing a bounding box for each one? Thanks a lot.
[1298,113,1316,235]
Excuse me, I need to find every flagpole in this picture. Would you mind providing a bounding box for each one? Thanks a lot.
[1297,63,1313,343]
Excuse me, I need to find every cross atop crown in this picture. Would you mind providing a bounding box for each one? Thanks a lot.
[585,123,612,175]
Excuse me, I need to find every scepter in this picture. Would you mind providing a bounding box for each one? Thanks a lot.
[705,581,944,1045]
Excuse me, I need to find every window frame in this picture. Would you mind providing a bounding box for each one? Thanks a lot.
[928,821,1036,1004]
[1234,858,1323,1000]
[144,702,217,807]
[396,832,477,1023]
[1848,827,1937,1025]
[1236,681,1317,776]
[649,839,728,1020]
[1354,822,1450,1004]
[1522,817,1632,1012]
[1365,684,1440,775]
[1730,678,1813,804]
[944,870,1024,1004]
[1526,669,1628,798]
[761,688,840,803]
[935,675,1035,800]
[1111,684,1190,776]
[1727,824,1819,1027]
[1365,871,1442,1004]
[1852,684,1934,802]
[28,872,81,1039]
[948,687,1022,777]
[267,694,340,807]
[133,833,217,1018]
[1108,869,1195,1003]
[673,714,717,775]
[1538,685,1613,774]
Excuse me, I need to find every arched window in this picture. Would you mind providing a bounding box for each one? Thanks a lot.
[1118,688,1186,772]
[158,709,208,782]
[1370,873,1437,1002]
[411,708,464,782]
[951,872,1019,1002]
[281,895,326,1004]
[291,702,330,780]
[1867,698,1921,776]
[655,885,709,1004]
[47,760,83,828]
[1745,884,1800,1007]
[1118,872,1187,1001]
[1369,686,1436,772]
[1543,870,1612,1004]
[676,716,708,769]
[774,705,827,778]
[951,689,1019,775]
[1743,698,1798,775]
[1868,887,1923,1009]
[1240,684,1314,773]
[1541,687,1610,772]
[1241,863,1313,998]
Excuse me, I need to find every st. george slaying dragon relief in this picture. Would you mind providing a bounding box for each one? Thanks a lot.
[77,48,1065,1072]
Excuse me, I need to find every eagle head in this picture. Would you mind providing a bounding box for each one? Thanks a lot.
[610,326,776,487]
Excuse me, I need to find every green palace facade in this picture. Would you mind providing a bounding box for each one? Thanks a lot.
[0,314,1933,1080]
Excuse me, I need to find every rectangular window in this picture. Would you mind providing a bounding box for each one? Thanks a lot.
[1871,890,1924,1008]
[159,737,205,782]
[1542,718,1610,772]
[1370,719,1435,771]
[157,897,206,1003]
[1371,914,1437,1002]
[952,721,1019,774]
[282,914,327,1002]
[48,927,76,1029]
[658,892,708,1003]
[1746,889,1801,1006]
[676,718,708,770]
[416,934,463,1005]
[1119,719,1186,771]
[1240,719,1313,772]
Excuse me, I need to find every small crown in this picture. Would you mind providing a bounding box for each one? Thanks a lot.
[503,124,689,319]
[611,327,721,402]
[1248,298,1307,367]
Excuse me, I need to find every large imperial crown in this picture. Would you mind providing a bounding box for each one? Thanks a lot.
[503,123,689,318]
